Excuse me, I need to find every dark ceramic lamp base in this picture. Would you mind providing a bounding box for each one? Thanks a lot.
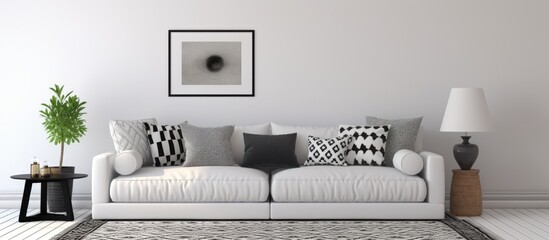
[453,136,479,170]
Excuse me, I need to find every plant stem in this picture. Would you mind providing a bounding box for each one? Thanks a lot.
[59,142,64,168]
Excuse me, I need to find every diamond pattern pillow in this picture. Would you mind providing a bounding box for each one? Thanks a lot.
[338,125,391,166]
[143,123,185,167]
[305,135,352,166]
[109,118,157,166]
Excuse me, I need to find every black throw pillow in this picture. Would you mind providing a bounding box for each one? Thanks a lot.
[241,133,300,172]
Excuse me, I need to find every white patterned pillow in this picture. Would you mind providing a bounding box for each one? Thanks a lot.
[338,125,391,166]
[144,123,185,167]
[109,118,157,166]
[304,135,351,166]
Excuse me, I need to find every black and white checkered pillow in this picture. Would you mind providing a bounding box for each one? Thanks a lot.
[143,123,185,167]
[338,125,390,166]
[304,135,352,166]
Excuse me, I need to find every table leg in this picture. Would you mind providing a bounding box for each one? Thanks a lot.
[61,180,74,221]
[19,181,33,222]
[40,182,47,214]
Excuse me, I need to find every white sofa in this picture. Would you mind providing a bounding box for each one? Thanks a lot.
[92,123,444,220]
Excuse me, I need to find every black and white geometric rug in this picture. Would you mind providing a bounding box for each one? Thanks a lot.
[54,214,494,240]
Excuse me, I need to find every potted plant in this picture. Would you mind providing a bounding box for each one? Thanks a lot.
[40,84,87,212]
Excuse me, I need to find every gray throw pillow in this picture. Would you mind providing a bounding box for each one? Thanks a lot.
[180,123,235,167]
[365,116,423,167]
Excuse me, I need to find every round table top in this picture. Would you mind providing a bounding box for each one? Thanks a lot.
[11,173,88,181]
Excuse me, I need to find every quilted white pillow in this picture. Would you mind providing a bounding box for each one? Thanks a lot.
[393,149,424,175]
[109,118,157,166]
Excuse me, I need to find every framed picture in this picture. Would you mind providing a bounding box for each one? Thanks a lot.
[168,30,255,97]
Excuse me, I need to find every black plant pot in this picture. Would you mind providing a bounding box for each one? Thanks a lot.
[453,136,479,170]
[47,166,75,212]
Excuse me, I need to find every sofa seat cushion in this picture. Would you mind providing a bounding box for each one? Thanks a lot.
[271,166,427,203]
[110,166,269,203]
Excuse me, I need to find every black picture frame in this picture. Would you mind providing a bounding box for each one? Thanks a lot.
[168,29,255,97]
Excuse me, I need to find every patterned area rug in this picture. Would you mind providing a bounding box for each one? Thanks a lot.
[54,214,493,240]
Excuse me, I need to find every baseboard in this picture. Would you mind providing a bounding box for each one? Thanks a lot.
[445,191,549,208]
[0,192,91,209]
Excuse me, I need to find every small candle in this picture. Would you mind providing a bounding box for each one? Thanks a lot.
[30,158,40,178]
[41,160,51,178]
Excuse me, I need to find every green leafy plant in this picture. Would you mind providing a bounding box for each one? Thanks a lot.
[39,84,87,168]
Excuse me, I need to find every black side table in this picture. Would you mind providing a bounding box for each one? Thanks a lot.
[11,173,87,222]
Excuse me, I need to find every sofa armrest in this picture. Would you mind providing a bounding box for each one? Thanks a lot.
[92,152,118,204]
[419,151,445,204]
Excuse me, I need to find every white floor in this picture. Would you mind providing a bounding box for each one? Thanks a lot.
[1,208,549,239]
[459,209,549,240]
[0,209,90,240]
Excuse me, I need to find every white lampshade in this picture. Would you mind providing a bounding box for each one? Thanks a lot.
[440,88,494,132]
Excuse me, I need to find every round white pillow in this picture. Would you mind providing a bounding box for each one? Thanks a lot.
[393,149,423,175]
[114,150,143,175]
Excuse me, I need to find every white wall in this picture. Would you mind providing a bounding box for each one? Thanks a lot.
[1,0,548,202]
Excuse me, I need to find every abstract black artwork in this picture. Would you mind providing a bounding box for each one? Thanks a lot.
[169,30,255,97]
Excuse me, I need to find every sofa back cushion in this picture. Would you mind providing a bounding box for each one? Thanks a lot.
[271,123,338,165]
[231,123,271,165]
[415,126,423,153]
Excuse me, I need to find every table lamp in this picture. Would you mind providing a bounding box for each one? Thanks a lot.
[440,88,494,170]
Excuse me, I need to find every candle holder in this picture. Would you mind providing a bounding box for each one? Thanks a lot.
[30,157,40,178]
[41,160,51,178]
